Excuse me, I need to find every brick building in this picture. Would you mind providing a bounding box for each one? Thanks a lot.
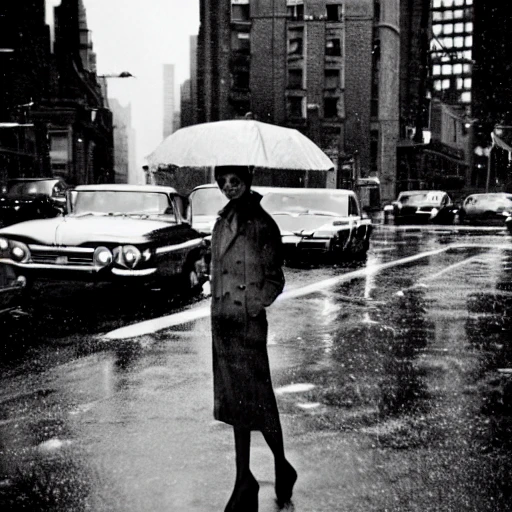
[197,0,400,201]
[0,0,114,187]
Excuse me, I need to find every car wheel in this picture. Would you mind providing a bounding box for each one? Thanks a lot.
[180,257,205,297]
[349,235,369,260]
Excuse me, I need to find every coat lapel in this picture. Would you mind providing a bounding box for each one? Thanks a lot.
[217,215,239,258]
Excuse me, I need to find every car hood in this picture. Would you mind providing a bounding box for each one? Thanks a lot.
[191,214,218,235]
[0,214,179,245]
[271,214,346,235]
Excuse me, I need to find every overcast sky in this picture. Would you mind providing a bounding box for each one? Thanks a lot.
[83,0,200,170]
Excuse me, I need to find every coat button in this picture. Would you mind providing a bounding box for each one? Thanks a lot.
[222,269,228,274]
[234,300,242,306]
[236,260,242,264]
[238,284,246,290]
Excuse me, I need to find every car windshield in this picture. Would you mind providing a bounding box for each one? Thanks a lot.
[261,192,349,217]
[6,181,49,197]
[190,188,228,216]
[398,192,444,206]
[73,191,173,216]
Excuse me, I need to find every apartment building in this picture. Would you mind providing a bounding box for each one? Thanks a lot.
[198,0,400,200]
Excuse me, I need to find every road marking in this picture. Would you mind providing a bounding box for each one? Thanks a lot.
[102,242,512,340]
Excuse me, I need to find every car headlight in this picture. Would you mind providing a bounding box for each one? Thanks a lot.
[10,241,30,263]
[0,237,8,251]
[114,245,142,269]
[93,246,113,267]
[430,208,439,217]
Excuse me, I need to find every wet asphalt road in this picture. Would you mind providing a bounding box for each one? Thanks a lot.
[1,223,512,511]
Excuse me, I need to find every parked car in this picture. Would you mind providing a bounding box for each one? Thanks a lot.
[189,184,372,261]
[0,261,26,317]
[506,214,512,233]
[260,188,372,261]
[0,184,208,293]
[188,184,228,236]
[0,177,68,227]
[384,190,457,225]
[459,192,512,225]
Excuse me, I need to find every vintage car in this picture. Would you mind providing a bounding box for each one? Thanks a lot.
[0,261,26,317]
[260,188,372,260]
[384,190,457,225]
[0,177,68,227]
[0,184,208,293]
[189,184,372,260]
[459,192,512,225]
[188,184,228,236]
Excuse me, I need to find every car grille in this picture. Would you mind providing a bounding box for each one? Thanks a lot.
[28,245,95,266]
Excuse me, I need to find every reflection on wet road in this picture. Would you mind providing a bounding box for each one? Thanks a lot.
[1,224,512,511]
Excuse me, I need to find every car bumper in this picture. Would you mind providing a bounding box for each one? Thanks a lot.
[0,259,158,281]
[282,236,332,257]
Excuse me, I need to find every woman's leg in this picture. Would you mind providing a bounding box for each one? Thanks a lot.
[225,427,259,512]
[262,421,297,506]
[233,427,251,481]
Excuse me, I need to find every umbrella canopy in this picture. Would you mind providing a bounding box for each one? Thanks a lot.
[146,120,334,171]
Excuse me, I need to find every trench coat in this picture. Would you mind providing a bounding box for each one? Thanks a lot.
[211,191,285,431]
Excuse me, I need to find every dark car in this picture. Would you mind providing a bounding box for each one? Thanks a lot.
[0,178,68,227]
[0,184,208,293]
[459,193,512,225]
[385,190,457,225]
[0,260,26,317]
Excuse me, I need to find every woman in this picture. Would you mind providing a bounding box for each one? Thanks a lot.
[210,165,297,511]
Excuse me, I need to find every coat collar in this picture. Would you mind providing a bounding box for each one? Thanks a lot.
[216,190,262,257]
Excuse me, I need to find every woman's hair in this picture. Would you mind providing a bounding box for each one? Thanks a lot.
[214,165,253,187]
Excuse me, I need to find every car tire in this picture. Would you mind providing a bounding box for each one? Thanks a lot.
[349,235,369,260]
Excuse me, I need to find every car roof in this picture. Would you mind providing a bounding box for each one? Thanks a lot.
[466,192,512,198]
[190,184,354,195]
[398,190,446,195]
[74,184,179,194]
[8,177,61,182]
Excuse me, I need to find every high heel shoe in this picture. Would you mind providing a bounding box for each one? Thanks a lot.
[275,460,297,507]
[224,472,259,512]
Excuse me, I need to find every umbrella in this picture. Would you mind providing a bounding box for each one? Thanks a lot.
[146,120,334,171]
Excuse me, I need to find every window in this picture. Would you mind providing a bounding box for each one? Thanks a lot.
[453,63,462,74]
[465,22,473,32]
[454,36,464,47]
[232,71,250,89]
[443,24,453,35]
[349,196,359,216]
[232,3,250,22]
[326,38,342,57]
[433,64,441,76]
[232,31,250,52]
[324,97,339,118]
[287,0,304,20]
[326,4,342,22]
[454,23,464,33]
[433,24,442,36]
[287,96,304,118]
[287,30,303,56]
[324,69,341,89]
[443,11,453,20]
[287,68,303,88]
[464,78,472,88]
[461,91,471,103]
[442,64,452,74]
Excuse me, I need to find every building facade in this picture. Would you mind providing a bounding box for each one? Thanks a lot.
[163,63,176,140]
[198,0,400,201]
[109,98,137,184]
[0,0,113,187]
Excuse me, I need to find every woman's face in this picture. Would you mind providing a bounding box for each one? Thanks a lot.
[217,173,247,200]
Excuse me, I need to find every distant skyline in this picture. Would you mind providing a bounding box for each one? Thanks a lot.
[83,0,200,171]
